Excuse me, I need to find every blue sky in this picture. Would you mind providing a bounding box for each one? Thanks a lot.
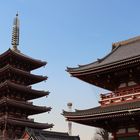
[0,0,140,140]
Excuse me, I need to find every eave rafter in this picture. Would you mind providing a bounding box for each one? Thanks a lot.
[70,61,140,91]
[64,110,140,131]
[0,64,47,85]
[0,116,53,129]
[63,99,140,129]
[0,49,47,71]
[0,97,52,115]
[0,80,49,100]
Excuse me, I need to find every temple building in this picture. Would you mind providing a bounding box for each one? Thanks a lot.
[63,36,140,140]
[21,128,80,140]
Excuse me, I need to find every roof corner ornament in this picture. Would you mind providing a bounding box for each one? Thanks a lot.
[11,12,20,53]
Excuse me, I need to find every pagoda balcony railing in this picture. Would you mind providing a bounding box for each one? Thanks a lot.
[99,85,140,105]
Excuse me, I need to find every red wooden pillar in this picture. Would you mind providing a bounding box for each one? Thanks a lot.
[2,129,7,140]
[138,130,140,140]
[112,132,117,140]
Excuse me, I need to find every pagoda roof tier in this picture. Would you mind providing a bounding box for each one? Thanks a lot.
[0,80,49,100]
[0,97,51,115]
[63,100,140,130]
[0,64,47,85]
[67,36,140,90]
[0,116,53,129]
[0,49,46,71]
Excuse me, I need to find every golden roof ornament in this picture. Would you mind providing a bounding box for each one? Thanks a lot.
[11,13,20,52]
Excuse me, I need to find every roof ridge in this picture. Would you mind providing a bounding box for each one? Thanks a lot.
[67,46,119,72]
[112,35,140,50]
[95,36,140,65]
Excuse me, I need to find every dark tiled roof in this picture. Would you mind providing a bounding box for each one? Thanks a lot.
[0,80,49,100]
[0,49,47,70]
[0,97,51,115]
[0,64,47,85]
[67,36,140,74]
[0,116,53,129]
[63,100,140,118]
[25,128,80,140]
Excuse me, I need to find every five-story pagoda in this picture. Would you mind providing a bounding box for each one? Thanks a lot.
[0,14,53,139]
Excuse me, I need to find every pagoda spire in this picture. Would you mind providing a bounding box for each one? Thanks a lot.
[11,13,20,52]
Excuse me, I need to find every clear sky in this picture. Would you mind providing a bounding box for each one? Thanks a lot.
[0,0,140,140]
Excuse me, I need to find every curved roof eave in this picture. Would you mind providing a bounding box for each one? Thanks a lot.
[0,49,47,70]
[0,97,52,114]
[63,100,140,118]
[67,36,140,75]
[0,116,54,129]
[0,81,49,99]
[0,64,48,84]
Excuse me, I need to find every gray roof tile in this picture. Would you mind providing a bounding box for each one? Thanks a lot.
[68,36,140,73]
[25,128,80,140]
[63,100,140,117]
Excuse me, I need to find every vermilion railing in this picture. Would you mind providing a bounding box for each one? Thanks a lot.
[101,85,140,99]
[100,85,140,105]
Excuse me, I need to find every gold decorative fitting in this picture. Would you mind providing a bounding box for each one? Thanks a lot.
[11,13,20,53]
[112,36,140,50]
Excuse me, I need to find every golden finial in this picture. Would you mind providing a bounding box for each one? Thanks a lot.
[11,12,20,52]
